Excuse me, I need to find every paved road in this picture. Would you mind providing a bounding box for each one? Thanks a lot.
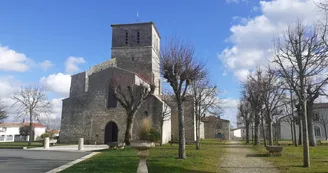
[220,141,279,173]
[0,149,90,173]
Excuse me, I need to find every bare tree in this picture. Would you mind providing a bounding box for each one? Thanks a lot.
[317,111,328,140]
[161,39,204,159]
[243,68,265,146]
[110,78,155,145]
[261,68,285,146]
[191,77,219,150]
[0,99,7,122]
[38,117,61,130]
[12,85,52,146]
[273,21,328,167]
[237,99,253,143]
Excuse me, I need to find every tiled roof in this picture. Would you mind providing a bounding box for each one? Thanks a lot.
[0,122,46,128]
[313,103,328,109]
[201,116,230,122]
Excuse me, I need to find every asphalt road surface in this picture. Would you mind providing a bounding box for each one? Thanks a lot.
[0,149,90,173]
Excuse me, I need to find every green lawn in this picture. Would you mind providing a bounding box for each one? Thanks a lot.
[61,139,224,173]
[252,144,328,173]
[0,141,43,149]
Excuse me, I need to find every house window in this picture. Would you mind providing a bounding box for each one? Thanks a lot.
[125,31,128,45]
[314,126,321,137]
[107,86,117,108]
[313,112,320,122]
[137,30,140,44]
[6,135,13,141]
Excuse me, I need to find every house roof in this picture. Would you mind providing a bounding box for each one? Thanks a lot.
[201,116,230,122]
[0,122,46,128]
[313,103,328,109]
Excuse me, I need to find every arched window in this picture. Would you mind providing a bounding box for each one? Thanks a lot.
[314,126,321,137]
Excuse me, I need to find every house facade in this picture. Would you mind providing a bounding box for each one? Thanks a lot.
[0,122,46,142]
[278,103,328,141]
[202,116,230,140]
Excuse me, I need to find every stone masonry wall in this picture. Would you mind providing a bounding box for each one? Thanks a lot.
[166,99,195,143]
[60,66,168,144]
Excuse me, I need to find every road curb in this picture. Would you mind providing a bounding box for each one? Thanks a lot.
[45,152,100,173]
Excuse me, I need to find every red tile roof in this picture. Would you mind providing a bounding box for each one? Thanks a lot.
[0,122,46,128]
[314,103,328,109]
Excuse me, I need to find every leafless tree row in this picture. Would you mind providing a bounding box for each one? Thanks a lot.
[238,15,328,167]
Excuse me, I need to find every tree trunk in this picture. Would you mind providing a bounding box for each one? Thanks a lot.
[301,100,310,167]
[124,115,134,145]
[261,118,267,147]
[28,109,33,146]
[299,118,303,145]
[290,121,294,145]
[268,120,273,146]
[254,113,260,145]
[307,103,316,146]
[251,123,254,144]
[177,101,186,159]
[293,120,298,147]
[245,123,250,144]
[196,118,200,150]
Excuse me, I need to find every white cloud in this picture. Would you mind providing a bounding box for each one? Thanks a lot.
[49,98,63,120]
[40,73,71,97]
[0,45,32,72]
[65,56,85,74]
[221,98,239,127]
[220,0,324,81]
[39,60,54,71]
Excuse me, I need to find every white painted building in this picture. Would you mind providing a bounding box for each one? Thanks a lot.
[279,103,328,141]
[0,122,46,142]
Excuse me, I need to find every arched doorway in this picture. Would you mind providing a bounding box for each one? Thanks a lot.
[216,133,224,139]
[104,121,118,144]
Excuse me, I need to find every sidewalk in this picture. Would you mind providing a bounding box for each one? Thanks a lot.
[220,141,279,173]
[27,145,108,152]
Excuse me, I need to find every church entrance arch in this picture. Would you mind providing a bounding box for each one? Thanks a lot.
[104,121,118,144]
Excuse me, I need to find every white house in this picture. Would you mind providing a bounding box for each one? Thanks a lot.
[279,103,328,141]
[0,122,46,142]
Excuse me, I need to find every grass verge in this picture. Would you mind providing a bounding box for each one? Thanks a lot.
[0,141,43,149]
[61,139,224,173]
[251,144,328,173]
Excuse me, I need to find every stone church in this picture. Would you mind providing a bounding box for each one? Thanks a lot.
[59,22,209,144]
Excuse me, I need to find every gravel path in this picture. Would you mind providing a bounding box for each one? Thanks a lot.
[220,141,280,173]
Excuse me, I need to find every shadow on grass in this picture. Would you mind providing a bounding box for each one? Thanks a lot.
[246,153,269,157]
[148,163,216,173]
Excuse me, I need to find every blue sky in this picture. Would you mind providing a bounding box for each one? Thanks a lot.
[0,0,323,125]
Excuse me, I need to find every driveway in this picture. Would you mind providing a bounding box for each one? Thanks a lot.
[0,149,90,173]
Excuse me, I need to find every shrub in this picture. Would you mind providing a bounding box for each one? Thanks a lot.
[138,119,152,140]
[138,118,161,142]
[40,131,55,139]
[148,128,161,142]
